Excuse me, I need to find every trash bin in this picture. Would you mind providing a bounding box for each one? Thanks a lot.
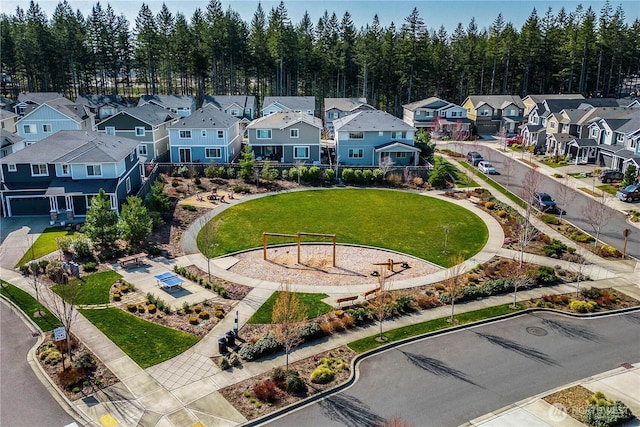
[218,337,228,354]
[225,330,235,347]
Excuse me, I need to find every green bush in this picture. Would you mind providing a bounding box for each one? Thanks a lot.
[56,236,74,254]
[219,356,230,370]
[233,185,251,194]
[353,169,364,183]
[362,169,373,183]
[581,287,602,299]
[46,260,65,283]
[74,352,97,372]
[181,204,197,211]
[288,167,298,181]
[127,303,137,312]
[307,166,321,182]
[72,237,92,259]
[189,316,199,325]
[324,168,335,182]
[226,167,236,178]
[83,261,97,272]
[341,168,355,183]
[310,366,335,384]
[540,214,560,225]
[569,299,597,313]
[583,401,633,427]
[147,304,157,314]
[543,239,568,258]
[298,166,309,182]
[372,169,384,183]
[533,265,558,286]
[229,353,240,367]
[238,333,280,361]
[570,231,595,243]
[284,371,306,393]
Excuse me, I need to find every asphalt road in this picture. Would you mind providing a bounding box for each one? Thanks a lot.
[460,145,640,260]
[265,311,640,427]
[0,301,77,427]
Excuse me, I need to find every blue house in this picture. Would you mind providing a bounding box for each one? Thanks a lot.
[14,92,66,116]
[16,98,95,147]
[203,95,257,133]
[0,130,141,221]
[334,110,419,166]
[324,98,374,137]
[138,94,196,117]
[0,129,25,158]
[168,104,242,163]
[262,96,316,117]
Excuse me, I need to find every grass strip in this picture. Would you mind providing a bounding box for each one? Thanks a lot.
[52,270,122,305]
[456,161,527,208]
[248,291,333,324]
[0,280,60,331]
[15,228,77,268]
[348,303,523,353]
[80,307,199,368]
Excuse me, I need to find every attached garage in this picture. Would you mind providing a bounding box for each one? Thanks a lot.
[6,196,49,216]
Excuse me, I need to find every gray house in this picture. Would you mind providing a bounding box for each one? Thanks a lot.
[0,130,141,220]
[324,98,374,137]
[0,129,24,158]
[262,96,316,117]
[14,92,66,116]
[246,112,322,163]
[0,110,19,133]
[76,94,130,121]
[96,104,177,162]
[138,94,196,117]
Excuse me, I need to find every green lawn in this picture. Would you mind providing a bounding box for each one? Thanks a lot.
[540,159,568,168]
[248,291,333,324]
[348,303,524,353]
[80,308,199,368]
[16,227,77,268]
[0,280,60,331]
[197,189,488,267]
[596,184,619,195]
[52,270,121,305]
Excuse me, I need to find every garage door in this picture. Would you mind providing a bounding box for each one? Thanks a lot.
[8,197,49,216]
[599,153,613,168]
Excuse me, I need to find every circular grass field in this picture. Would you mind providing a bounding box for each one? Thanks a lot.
[197,189,488,267]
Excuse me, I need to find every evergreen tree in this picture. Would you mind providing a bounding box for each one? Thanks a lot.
[118,196,153,247]
[85,189,118,248]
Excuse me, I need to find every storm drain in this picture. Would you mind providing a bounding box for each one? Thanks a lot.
[526,326,548,336]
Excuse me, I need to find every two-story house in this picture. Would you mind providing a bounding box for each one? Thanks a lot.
[137,94,196,117]
[76,94,130,121]
[96,104,177,162]
[333,110,419,166]
[462,95,524,135]
[246,112,322,163]
[587,112,640,170]
[16,98,95,149]
[168,104,242,163]
[323,98,374,137]
[14,92,66,116]
[402,97,469,134]
[202,95,257,133]
[0,110,19,133]
[0,130,141,221]
[262,96,316,117]
[0,129,25,158]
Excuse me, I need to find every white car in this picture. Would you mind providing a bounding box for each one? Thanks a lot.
[477,161,497,174]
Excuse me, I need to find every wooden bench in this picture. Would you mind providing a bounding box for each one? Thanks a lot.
[117,252,147,269]
[468,195,483,205]
[361,287,381,299]
[336,295,359,307]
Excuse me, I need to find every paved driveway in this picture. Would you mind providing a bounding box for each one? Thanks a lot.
[0,216,51,269]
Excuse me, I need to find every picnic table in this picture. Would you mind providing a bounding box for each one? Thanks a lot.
[154,272,184,290]
[117,252,147,269]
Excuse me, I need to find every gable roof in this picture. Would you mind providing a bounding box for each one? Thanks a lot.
[203,95,256,111]
[466,95,524,110]
[403,97,453,111]
[524,94,584,104]
[138,94,195,109]
[115,104,177,126]
[170,104,239,129]
[2,130,138,164]
[0,129,24,147]
[333,110,416,132]
[247,111,322,130]
[262,96,315,112]
[17,92,66,105]
[0,110,18,121]
[75,94,129,109]
[18,98,92,123]
[324,98,371,112]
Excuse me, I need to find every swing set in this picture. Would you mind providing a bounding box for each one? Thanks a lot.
[263,232,337,267]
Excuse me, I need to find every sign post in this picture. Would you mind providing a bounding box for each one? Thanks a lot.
[53,327,67,342]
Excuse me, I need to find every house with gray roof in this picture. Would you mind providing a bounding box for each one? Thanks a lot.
[137,94,196,117]
[0,130,141,220]
[0,109,18,133]
[96,104,177,162]
[588,112,640,171]
[402,97,469,135]
[324,98,374,136]
[202,95,257,122]
[14,92,66,116]
[246,112,322,163]
[76,94,130,121]
[168,104,242,163]
[0,129,24,158]
[262,96,316,117]
[462,95,525,135]
[15,98,95,148]
[333,110,419,166]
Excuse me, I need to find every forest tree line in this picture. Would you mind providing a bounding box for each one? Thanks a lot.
[1,0,639,116]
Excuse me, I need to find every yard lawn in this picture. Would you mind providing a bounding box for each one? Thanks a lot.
[15,227,77,267]
[52,270,121,305]
[248,292,333,324]
[0,280,60,331]
[596,184,619,195]
[80,308,200,368]
[198,189,488,268]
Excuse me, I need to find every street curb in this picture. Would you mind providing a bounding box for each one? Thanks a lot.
[0,295,96,426]
[241,306,640,426]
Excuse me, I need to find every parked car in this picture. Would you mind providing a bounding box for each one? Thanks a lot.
[466,151,484,166]
[505,135,523,146]
[616,184,640,202]
[477,161,497,174]
[532,192,558,213]
[598,169,624,183]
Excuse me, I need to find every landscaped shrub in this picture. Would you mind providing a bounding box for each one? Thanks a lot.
[532,265,558,286]
[341,168,355,183]
[570,231,595,243]
[147,304,157,314]
[581,287,602,299]
[319,320,333,335]
[387,172,403,186]
[540,214,560,225]
[583,399,633,427]
[46,260,65,283]
[182,204,197,211]
[372,169,384,183]
[56,236,74,254]
[238,333,280,361]
[112,292,121,301]
[353,169,364,183]
[484,201,496,210]
[543,239,569,258]
[298,166,309,182]
[324,168,335,182]
[414,295,440,309]
[219,356,230,370]
[193,305,202,313]
[253,379,277,402]
[226,167,236,178]
[189,316,199,325]
[83,261,97,272]
[497,210,508,218]
[284,371,306,393]
[308,166,321,182]
[362,169,373,183]
[57,367,86,389]
[233,185,251,194]
[229,353,240,367]
[569,299,597,313]
[74,352,97,372]
[341,313,355,329]
[198,311,210,319]
[300,322,323,340]
[127,303,137,312]
[599,245,622,258]
[413,176,424,187]
[310,366,335,384]
[330,317,345,332]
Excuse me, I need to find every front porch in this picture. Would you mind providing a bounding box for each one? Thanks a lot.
[375,141,421,166]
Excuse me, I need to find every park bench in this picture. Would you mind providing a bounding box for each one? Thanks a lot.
[117,252,147,269]
[361,287,381,300]
[468,195,483,205]
[335,295,359,307]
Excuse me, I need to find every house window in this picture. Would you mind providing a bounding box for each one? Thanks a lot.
[331,112,340,119]
[391,131,407,139]
[508,109,516,116]
[105,126,116,135]
[348,148,364,158]
[8,163,16,172]
[129,151,135,161]
[397,152,407,158]
[217,130,224,139]
[86,164,102,176]
[480,110,490,116]
[348,131,364,139]
[23,124,36,134]
[378,131,384,136]
[424,111,432,117]
[60,164,70,176]
[179,130,192,138]
[126,177,131,193]
[416,111,421,116]
[550,122,556,129]
[630,139,637,149]
[31,163,48,176]
[42,124,52,133]
[256,129,271,139]
[230,109,239,116]
[290,129,299,138]
[590,128,599,138]
[616,133,625,143]
[201,130,207,137]
[205,148,221,158]
[294,146,309,159]
[135,126,145,136]
[138,145,147,156]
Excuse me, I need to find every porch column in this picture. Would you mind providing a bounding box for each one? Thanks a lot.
[110,194,118,212]
[2,195,11,217]
[65,195,74,220]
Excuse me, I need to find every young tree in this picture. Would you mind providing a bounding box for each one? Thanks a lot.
[510,259,532,308]
[45,282,80,368]
[582,191,610,248]
[239,145,256,182]
[373,267,391,341]
[272,287,308,370]
[27,259,44,317]
[145,181,170,213]
[445,253,465,323]
[555,175,576,223]
[118,196,153,248]
[200,219,218,282]
[622,164,637,187]
[428,156,457,189]
[517,168,541,267]
[84,189,118,248]
[502,156,516,190]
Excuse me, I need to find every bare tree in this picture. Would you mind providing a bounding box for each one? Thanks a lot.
[496,125,508,151]
[555,175,577,223]
[373,266,391,341]
[200,219,219,282]
[45,283,80,368]
[450,120,470,141]
[582,191,611,249]
[445,253,465,323]
[379,156,394,183]
[27,261,45,317]
[510,259,533,308]
[572,253,590,297]
[517,168,541,266]
[440,224,450,254]
[272,285,308,370]
[502,156,516,190]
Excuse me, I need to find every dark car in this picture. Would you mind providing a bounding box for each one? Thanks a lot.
[616,184,640,202]
[466,151,484,166]
[532,192,557,212]
[598,169,624,183]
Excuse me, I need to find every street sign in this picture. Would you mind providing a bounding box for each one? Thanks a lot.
[53,327,66,342]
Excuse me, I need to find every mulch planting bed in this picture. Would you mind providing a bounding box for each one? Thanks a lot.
[184,264,252,300]
[522,287,639,312]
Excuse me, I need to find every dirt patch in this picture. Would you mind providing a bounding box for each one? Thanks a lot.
[544,385,592,423]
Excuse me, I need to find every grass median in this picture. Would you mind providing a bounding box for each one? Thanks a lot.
[52,270,121,305]
[456,161,526,208]
[248,291,333,324]
[348,303,524,353]
[15,227,77,268]
[0,280,60,331]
